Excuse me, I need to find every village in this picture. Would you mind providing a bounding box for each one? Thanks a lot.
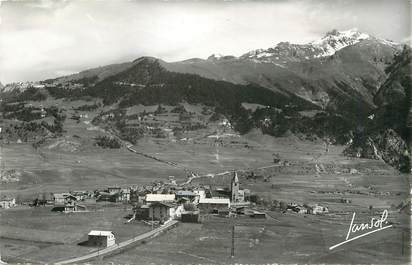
[0,170,330,251]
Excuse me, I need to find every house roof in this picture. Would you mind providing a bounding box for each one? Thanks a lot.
[199,198,230,205]
[72,191,88,194]
[145,194,175,202]
[53,193,69,199]
[53,193,77,200]
[88,230,114,236]
[176,190,196,196]
[0,197,15,202]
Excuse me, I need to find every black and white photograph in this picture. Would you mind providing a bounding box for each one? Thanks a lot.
[0,0,411,264]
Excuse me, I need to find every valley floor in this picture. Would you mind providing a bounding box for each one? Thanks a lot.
[0,131,410,264]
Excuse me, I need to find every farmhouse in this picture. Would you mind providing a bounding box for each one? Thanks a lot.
[0,197,16,209]
[87,230,116,248]
[53,193,77,205]
[148,202,176,223]
[198,198,230,213]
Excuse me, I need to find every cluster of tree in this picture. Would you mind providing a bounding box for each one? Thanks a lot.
[74,103,101,111]
[118,127,145,144]
[85,60,316,130]
[45,85,87,99]
[154,104,167,115]
[1,87,46,103]
[247,107,356,144]
[42,106,66,134]
[171,104,187,114]
[1,122,46,142]
[94,135,121,148]
[1,102,25,113]
[12,87,47,102]
[3,106,43,122]
[180,123,207,131]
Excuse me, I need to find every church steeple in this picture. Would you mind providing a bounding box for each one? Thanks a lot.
[231,171,239,203]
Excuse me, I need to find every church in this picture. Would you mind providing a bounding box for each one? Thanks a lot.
[230,171,249,203]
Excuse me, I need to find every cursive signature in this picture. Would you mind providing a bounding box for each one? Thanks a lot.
[329,209,392,250]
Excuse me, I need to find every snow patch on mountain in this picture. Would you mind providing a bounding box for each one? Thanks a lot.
[207,54,237,61]
[311,28,370,57]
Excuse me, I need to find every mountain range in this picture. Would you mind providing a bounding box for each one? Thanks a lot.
[33,29,402,115]
[1,29,410,171]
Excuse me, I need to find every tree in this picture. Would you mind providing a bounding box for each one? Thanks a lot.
[279,201,288,212]
[183,202,196,211]
[399,150,411,173]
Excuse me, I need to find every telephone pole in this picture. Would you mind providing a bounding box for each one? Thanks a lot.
[231,224,235,258]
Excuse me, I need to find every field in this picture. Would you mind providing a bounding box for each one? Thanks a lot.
[0,101,410,264]
[105,213,409,265]
[0,205,150,263]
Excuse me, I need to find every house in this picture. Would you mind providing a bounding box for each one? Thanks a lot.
[145,194,175,203]
[130,189,140,203]
[287,204,307,214]
[53,193,77,205]
[107,187,122,195]
[211,188,231,199]
[97,192,120,202]
[135,204,150,219]
[250,210,266,218]
[88,230,116,248]
[198,198,230,214]
[308,204,329,215]
[0,197,16,209]
[193,189,206,200]
[120,188,131,202]
[181,211,200,223]
[53,204,87,213]
[148,202,176,223]
[71,191,88,201]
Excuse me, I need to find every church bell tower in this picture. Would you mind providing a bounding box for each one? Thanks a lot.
[231,171,239,203]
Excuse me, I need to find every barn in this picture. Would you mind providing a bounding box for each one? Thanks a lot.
[198,198,230,214]
[148,202,176,223]
[87,230,116,248]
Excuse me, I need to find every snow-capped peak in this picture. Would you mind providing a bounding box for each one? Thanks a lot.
[207,53,237,61]
[237,29,401,66]
[311,28,370,57]
[240,28,375,63]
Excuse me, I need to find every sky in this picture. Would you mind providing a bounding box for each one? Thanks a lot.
[0,0,410,84]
